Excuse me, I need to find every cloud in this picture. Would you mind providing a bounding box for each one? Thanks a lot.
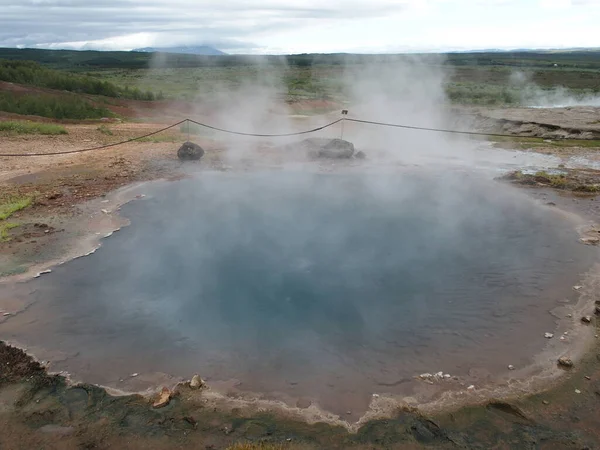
[0,0,598,53]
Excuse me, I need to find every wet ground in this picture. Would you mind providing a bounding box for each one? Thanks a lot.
[0,169,597,422]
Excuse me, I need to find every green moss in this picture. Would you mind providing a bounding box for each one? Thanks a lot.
[489,136,600,149]
[97,124,113,136]
[534,171,568,188]
[0,196,33,220]
[0,222,19,241]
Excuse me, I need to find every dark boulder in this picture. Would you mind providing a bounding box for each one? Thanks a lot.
[319,139,355,159]
[286,138,355,159]
[354,150,366,159]
[177,142,205,161]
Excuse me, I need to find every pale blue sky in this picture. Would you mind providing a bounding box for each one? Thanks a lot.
[1,0,598,53]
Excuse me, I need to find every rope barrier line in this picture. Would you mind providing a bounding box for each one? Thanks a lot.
[0,116,592,158]
[187,118,344,137]
[344,118,558,139]
[0,120,188,157]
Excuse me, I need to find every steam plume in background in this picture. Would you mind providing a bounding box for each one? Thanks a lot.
[510,70,600,108]
[145,53,473,164]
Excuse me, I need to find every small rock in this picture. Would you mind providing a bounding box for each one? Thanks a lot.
[443,374,452,379]
[183,416,197,427]
[190,374,205,390]
[567,314,573,318]
[467,385,475,391]
[346,411,352,415]
[153,387,172,408]
[131,373,139,377]
[434,371,444,380]
[34,269,52,278]
[558,357,574,368]
[508,365,515,371]
[545,333,554,339]
[580,237,600,245]
[354,150,366,159]
[595,306,600,316]
[585,376,592,381]
[419,373,433,380]
[372,393,380,398]
[542,400,550,405]
[560,336,566,341]
[573,286,583,291]
[101,209,110,214]
[575,389,581,394]
[582,316,592,324]
[3,313,11,317]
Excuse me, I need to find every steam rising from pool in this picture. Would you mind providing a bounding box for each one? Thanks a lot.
[0,170,593,416]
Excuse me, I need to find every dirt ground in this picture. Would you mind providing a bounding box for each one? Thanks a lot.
[1,106,600,449]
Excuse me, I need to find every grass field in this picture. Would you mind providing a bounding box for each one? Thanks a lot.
[0,48,599,113]
[85,64,599,106]
[0,121,68,135]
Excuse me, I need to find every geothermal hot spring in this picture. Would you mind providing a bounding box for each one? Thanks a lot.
[0,169,596,418]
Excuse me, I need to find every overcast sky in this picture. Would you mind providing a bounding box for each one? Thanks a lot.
[1,0,599,54]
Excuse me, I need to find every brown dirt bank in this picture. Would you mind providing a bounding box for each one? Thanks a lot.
[467,106,600,140]
[0,122,230,278]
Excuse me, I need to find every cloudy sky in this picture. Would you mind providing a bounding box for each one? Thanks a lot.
[1,0,599,54]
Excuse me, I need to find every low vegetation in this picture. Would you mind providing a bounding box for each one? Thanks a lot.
[97,124,113,135]
[0,196,33,221]
[490,136,600,149]
[499,170,600,192]
[0,59,157,100]
[0,196,33,242]
[0,222,18,241]
[0,91,112,120]
[0,120,67,135]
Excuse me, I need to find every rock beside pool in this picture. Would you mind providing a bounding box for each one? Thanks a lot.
[558,357,574,369]
[153,387,172,408]
[580,237,600,245]
[287,138,355,159]
[177,142,205,161]
[319,139,355,159]
[190,374,205,390]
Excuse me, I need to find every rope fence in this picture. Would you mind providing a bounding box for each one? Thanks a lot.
[0,116,591,157]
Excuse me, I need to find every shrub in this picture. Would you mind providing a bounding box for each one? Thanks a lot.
[0,92,112,120]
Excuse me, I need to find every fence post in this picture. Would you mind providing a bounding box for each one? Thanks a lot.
[340,110,348,140]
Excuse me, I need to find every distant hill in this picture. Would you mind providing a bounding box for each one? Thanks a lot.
[133,46,226,56]
[1,47,600,71]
